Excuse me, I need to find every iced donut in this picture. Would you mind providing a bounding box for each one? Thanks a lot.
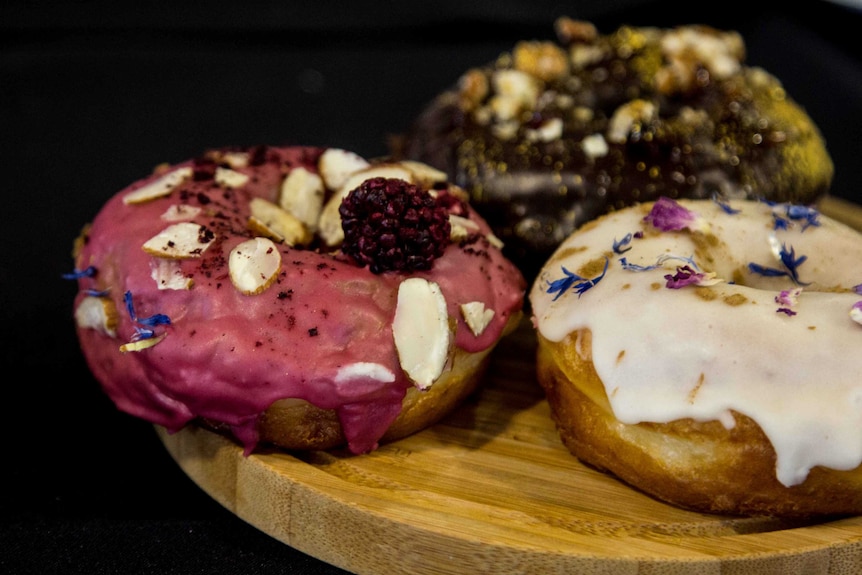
[398,18,834,279]
[530,196,862,516]
[69,145,525,454]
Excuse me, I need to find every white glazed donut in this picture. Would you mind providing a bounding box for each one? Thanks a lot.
[530,196,862,516]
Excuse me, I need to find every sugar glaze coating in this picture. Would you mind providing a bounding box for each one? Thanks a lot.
[531,198,862,491]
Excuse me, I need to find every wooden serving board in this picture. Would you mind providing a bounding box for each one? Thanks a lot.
[158,195,862,575]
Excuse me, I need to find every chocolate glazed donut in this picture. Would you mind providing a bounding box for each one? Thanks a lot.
[397,18,834,279]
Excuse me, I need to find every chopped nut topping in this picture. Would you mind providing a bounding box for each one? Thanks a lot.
[75,295,119,337]
[248,197,312,246]
[142,222,215,258]
[318,148,371,191]
[449,214,480,242]
[512,40,569,82]
[279,167,325,233]
[607,99,656,144]
[229,237,282,295]
[214,167,250,188]
[581,133,609,159]
[150,259,193,290]
[160,204,202,222]
[460,301,495,337]
[457,69,489,111]
[398,160,448,189]
[120,333,166,353]
[525,117,564,143]
[123,167,193,205]
[392,278,450,390]
[554,17,598,45]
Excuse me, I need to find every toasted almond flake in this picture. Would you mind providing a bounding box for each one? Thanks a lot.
[487,233,504,249]
[449,214,480,242]
[120,333,166,353]
[75,295,119,337]
[318,148,370,191]
[215,166,250,188]
[607,99,656,144]
[229,237,282,295]
[161,204,202,222]
[142,222,214,258]
[398,160,448,188]
[248,197,312,246]
[581,133,609,159]
[460,301,495,337]
[279,167,325,232]
[220,151,250,168]
[392,278,450,390]
[123,167,193,205]
[525,117,563,142]
[335,362,396,384]
[150,259,193,290]
[318,164,415,247]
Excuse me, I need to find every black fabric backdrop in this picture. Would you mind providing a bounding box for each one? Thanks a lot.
[3,1,861,573]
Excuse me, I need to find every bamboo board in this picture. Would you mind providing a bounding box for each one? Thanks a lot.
[158,195,862,575]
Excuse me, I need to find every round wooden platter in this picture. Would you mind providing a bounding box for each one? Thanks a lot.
[158,195,862,575]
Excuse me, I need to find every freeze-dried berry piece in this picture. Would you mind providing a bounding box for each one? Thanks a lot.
[340,177,451,274]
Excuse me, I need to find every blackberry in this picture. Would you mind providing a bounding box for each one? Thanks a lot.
[340,177,451,274]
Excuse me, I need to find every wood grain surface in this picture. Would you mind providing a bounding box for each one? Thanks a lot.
[158,195,862,575]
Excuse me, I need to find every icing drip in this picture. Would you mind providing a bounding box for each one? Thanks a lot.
[530,198,862,486]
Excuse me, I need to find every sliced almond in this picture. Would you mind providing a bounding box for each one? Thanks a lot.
[460,301,495,337]
[74,295,119,337]
[398,160,448,188]
[318,164,415,247]
[318,148,370,191]
[161,204,202,222]
[392,278,450,390]
[229,237,282,295]
[279,167,325,232]
[220,151,250,169]
[215,166,250,188]
[449,214,480,242]
[150,258,193,290]
[142,222,215,258]
[120,333,166,353]
[248,197,312,246]
[123,167,193,205]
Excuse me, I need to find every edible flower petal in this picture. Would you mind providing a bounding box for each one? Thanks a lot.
[712,195,741,214]
[664,266,721,289]
[748,243,810,286]
[775,287,802,316]
[785,204,821,231]
[62,266,97,280]
[644,197,707,232]
[546,258,609,301]
[621,253,700,273]
[123,290,171,343]
[854,284,862,295]
[769,202,821,231]
[852,302,862,326]
[613,233,633,254]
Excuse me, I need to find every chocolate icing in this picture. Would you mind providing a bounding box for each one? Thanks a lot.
[398,19,834,279]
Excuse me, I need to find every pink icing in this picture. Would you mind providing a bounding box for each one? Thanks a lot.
[72,145,525,454]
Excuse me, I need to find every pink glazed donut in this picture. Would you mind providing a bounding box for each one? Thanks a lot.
[70,145,525,454]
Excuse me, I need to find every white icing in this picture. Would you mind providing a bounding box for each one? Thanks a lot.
[530,198,862,487]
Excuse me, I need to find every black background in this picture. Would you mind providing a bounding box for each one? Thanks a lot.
[3,1,861,573]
